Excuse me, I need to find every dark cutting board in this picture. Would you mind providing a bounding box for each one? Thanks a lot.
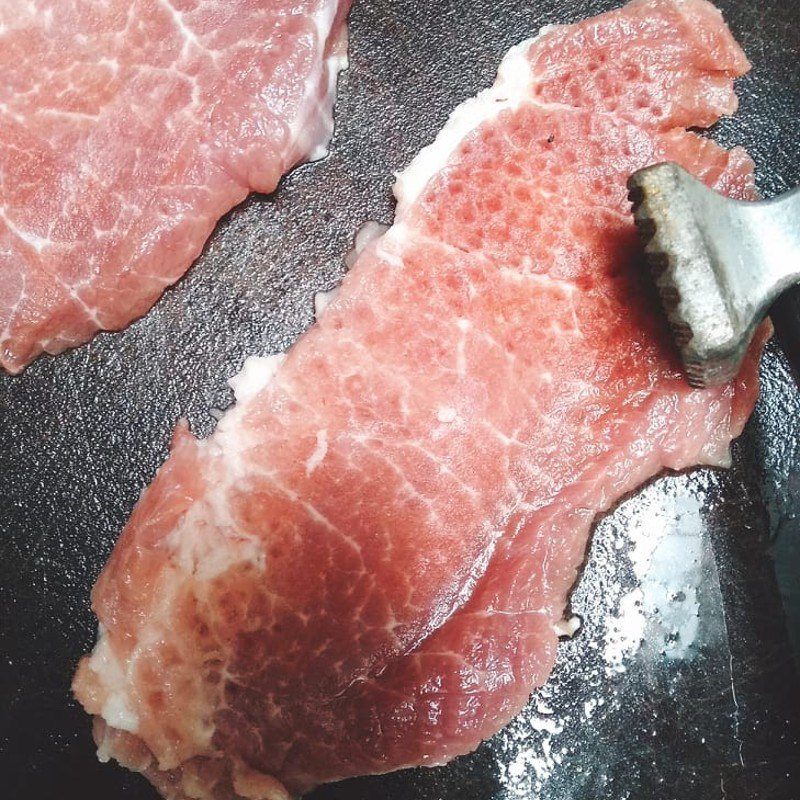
[1,2,799,799]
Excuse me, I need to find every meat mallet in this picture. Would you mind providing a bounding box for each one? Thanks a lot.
[627,163,800,387]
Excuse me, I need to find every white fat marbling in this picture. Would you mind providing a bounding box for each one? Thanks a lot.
[298,1,349,162]
[345,220,390,268]
[228,354,286,405]
[393,36,537,212]
[92,628,140,734]
[437,406,458,424]
[314,287,340,318]
[305,429,329,476]
[553,615,581,638]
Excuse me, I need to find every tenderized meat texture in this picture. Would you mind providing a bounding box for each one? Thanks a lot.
[73,1,764,797]
[0,0,350,374]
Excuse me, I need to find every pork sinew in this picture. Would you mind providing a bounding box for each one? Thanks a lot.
[74,1,763,797]
[0,0,350,373]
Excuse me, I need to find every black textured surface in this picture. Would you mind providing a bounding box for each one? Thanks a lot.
[1,1,799,799]
[771,285,800,383]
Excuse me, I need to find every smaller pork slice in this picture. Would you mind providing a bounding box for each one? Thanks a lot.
[74,1,762,798]
[0,0,350,373]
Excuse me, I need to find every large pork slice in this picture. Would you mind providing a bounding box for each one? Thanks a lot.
[73,1,763,797]
[0,0,350,373]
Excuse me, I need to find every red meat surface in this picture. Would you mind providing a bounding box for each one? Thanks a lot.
[0,0,350,373]
[74,1,763,797]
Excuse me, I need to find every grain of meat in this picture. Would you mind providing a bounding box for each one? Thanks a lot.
[0,0,350,373]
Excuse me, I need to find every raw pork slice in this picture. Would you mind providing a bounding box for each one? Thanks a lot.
[0,0,350,373]
[74,1,763,797]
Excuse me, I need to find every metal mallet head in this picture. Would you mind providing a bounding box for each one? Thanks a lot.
[627,163,800,388]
